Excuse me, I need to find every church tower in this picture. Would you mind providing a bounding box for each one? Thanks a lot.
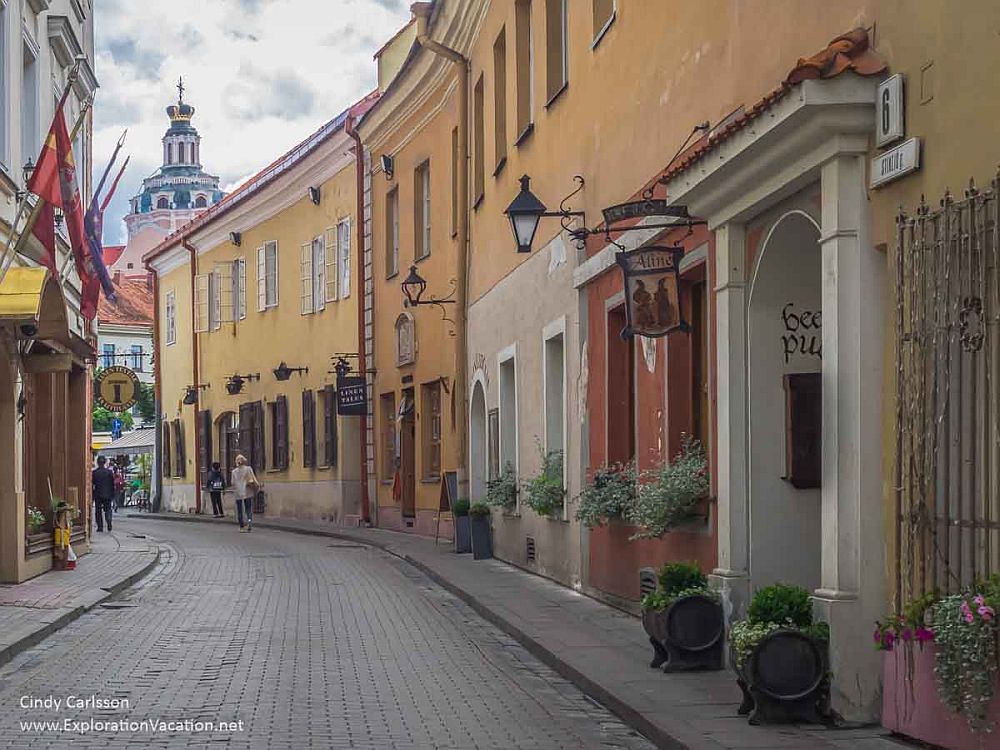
[112,80,225,273]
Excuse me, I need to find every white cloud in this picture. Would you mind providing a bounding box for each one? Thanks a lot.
[93,0,411,244]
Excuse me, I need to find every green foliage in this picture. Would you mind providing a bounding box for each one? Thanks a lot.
[136,383,156,423]
[523,449,564,518]
[657,562,707,596]
[730,620,782,667]
[26,506,46,533]
[469,502,491,519]
[452,499,470,517]
[746,583,814,629]
[93,406,133,433]
[485,463,518,509]
[575,462,636,528]
[628,436,709,540]
[640,590,672,612]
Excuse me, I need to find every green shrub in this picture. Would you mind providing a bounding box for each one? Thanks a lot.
[452,499,470,517]
[657,562,707,596]
[575,462,636,527]
[746,583,814,628]
[640,590,672,612]
[469,502,491,518]
[485,463,518,509]
[524,450,564,517]
[628,436,709,539]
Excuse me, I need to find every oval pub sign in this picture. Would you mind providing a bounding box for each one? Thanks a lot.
[95,366,141,412]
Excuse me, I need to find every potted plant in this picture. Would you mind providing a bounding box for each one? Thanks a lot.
[469,503,493,560]
[640,561,724,672]
[729,583,833,725]
[485,463,518,512]
[575,462,636,528]
[452,499,472,554]
[26,506,46,535]
[523,449,564,519]
[628,436,709,540]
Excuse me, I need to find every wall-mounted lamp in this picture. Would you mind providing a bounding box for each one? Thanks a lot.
[53,209,64,228]
[308,186,321,205]
[16,159,35,200]
[400,266,457,333]
[182,383,209,405]
[229,231,242,247]
[503,175,585,254]
[380,154,394,180]
[225,372,259,395]
[273,361,309,381]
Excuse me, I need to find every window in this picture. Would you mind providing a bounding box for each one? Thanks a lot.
[302,389,316,468]
[301,236,326,314]
[450,129,459,236]
[162,422,172,479]
[165,290,176,345]
[131,345,143,371]
[380,393,396,481]
[270,395,289,470]
[499,350,518,479]
[157,196,169,209]
[422,381,442,479]
[607,304,635,464]
[257,241,278,311]
[21,42,38,170]
[543,328,565,458]
[338,220,351,298]
[414,161,431,260]
[592,0,615,44]
[102,343,114,369]
[324,227,338,302]
[209,269,223,331]
[473,76,485,203]
[488,408,500,480]
[493,29,507,172]
[232,258,247,320]
[322,385,338,467]
[178,142,186,163]
[515,0,534,138]
[386,188,400,277]
[545,0,568,103]
[195,195,207,208]
[173,419,186,477]
[194,273,209,332]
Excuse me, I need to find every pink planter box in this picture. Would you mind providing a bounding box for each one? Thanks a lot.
[882,643,1000,749]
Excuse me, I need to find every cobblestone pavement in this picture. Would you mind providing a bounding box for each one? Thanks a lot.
[0,518,655,750]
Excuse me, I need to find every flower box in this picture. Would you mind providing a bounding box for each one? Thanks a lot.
[882,642,1000,750]
[641,594,724,672]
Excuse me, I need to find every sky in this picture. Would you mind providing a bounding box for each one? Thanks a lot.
[93,0,412,245]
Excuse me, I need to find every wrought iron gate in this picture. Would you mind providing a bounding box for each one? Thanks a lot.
[895,176,1000,609]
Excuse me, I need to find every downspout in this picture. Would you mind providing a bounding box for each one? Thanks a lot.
[345,113,372,525]
[150,270,163,511]
[181,238,203,514]
[412,2,470,494]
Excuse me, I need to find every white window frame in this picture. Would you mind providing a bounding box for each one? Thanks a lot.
[165,290,176,345]
[497,343,519,509]
[312,236,325,312]
[258,241,278,311]
[324,227,338,302]
[387,188,400,277]
[418,165,431,259]
[338,219,351,299]
[300,240,314,315]
[233,257,247,320]
[194,273,209,333]
[542,317,567,520]
[131,344,144,372]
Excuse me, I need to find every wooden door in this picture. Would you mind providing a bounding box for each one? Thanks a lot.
[400,390,416,517]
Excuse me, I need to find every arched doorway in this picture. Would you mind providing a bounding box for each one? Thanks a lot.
[216,411,237,483]
[469,380,487,502]
[747,210,822,592]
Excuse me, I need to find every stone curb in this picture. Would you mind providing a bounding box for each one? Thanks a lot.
[0,547,162,671]
[131,512,684,749]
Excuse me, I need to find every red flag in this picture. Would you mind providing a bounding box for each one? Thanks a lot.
[27,100,99,318]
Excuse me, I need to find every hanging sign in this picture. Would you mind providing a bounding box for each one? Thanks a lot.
[602,199,690,226]
[336,375,367,416]
[95,366,141,412]
[615,245,688,338]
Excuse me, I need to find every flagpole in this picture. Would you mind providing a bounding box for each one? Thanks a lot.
[0,59,90,282]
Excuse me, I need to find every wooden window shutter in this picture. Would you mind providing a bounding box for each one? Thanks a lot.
[197,409,212,485]
[238,403,254,467]
[783,373,822,489]
[324,384,337,467]
[302,390,315,468]
[300,241,313,314]
[162,422,172,478]
[193,274,209,332]
[253,401,266,473]
[174,419,186,477]
[324,227,338,302]
[276,395,289,470]
[256,246,266,311]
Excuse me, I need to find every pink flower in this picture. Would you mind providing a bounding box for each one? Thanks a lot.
[885,631,896,650]
[961,600,972,615]
[873,628,882,644]
[974,595,985,606]
[978,606,995,620]
[900,628,913,642]
[965,612,975,624]
[915,627,935,642]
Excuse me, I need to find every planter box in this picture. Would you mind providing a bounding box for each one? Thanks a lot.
[641,594,724,672]
[454,515,472,554]
[470,515,492,560]
[882,642,1000,749]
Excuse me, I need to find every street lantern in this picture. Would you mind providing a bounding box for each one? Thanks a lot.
[273,362,308,381]
[615,245,689,338]
[401,266,428,307]
[225,373,259,395]
[504,175,549,253]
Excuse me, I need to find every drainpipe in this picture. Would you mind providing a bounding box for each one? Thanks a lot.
[345,112,372,525]
[150,270,163,511]
[181,238,203,514]
[411,1,470,495]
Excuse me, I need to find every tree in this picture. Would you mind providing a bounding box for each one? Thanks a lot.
[136,383,156,424]
[93,407,133,433]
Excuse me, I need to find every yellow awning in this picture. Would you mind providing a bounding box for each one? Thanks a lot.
[0,267,70,343]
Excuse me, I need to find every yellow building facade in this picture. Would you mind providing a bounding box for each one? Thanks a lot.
[146,106,371,522]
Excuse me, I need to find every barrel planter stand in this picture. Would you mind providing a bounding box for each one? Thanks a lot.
[736,630,834,726]
[470,515,493,560]
[641,594,724,672]
[454,515,472,554]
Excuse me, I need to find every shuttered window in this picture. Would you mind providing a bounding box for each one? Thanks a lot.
[338,220,351,299]
[272,395,289,471]
[300,241,314,314]
[324,227,338,302]
[257,242,278,311]
[165,290,177,345]
[198,409,212,487]
[236,258,247,319]
[162,422,172,478]
[422,381,442,479]
[256,245,266,311]
[216,262,233,324]
[302,389,316,468]
[193,274,209,332]
[238,402,255,468]
[173,418,186,477]
[253,401,266,474]
[323,384,338,467]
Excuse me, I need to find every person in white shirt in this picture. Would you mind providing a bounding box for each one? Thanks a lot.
[230,454,259,533]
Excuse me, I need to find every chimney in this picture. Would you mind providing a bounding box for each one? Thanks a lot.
[113,270,122,285]
[146,272,153,290]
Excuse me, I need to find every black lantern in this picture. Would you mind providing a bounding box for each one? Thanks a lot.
[22,158,34,186]
[615,245,689,338]
[182,384,208,405]
[504,175,548,253]
[225,373,258,395]
[401,266,428,306]
[273,361,308,381]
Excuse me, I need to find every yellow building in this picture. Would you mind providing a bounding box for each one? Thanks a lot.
[145,98,375,522]
[357,10,466,536]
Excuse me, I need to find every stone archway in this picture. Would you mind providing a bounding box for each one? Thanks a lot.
[469,379,487,502]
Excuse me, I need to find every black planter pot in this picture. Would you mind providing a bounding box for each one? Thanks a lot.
[454,515,472,554]
[641,594,724,672]
[737,629,834,726]
[470,515,492,560]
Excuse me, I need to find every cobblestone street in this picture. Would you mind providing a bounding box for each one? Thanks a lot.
[0,518,653,749]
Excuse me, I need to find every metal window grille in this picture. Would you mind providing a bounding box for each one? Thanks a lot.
[526,536,536,562]
[894,175,1000,609]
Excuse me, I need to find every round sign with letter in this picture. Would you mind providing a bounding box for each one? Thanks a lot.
[95,366,141,412]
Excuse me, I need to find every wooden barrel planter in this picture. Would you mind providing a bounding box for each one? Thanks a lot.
[642,594,724,672]
[739,630,834,726]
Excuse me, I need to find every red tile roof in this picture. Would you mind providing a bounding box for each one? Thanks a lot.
[103,244,126,267]
[97,275,154,328]
[660,28,885,185]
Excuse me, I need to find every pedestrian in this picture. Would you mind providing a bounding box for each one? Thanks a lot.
[206,461,226,518]
[230,454,259,533]
[91,456,115,532]
[113,467,125,511]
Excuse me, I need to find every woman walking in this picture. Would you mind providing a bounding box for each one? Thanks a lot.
[231,455,259,533]
[206,462,226,518]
